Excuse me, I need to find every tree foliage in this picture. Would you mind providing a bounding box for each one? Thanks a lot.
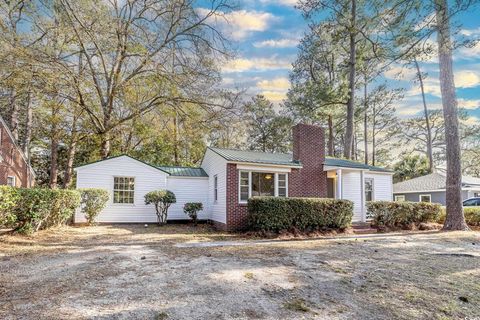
[144,190,176,225]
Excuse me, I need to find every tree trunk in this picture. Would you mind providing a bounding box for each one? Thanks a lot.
[50,123,59,189]
[414,58,434,172]
[10,89,19,142]
[101,132,110,159]
[372,102,376,166]
[363,80,368,165]
[435,0,468,230]
[343,0,357,160]
[173,110,179,165]
[328,115,334,156]
[63,114,78,189]
[23,91,32,159]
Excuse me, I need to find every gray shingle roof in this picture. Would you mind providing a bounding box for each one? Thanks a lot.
[208,147,302,167]
[157,166,208,177]
[208,147,391,172]
[324,157,392,172]
[393,172,480,193]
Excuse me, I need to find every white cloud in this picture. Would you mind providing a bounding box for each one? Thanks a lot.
[384,65,417,80]
[253,38,299,48]
[458,43,480,59]
[259,0,298,6]
[455,70,480,88]
[197,9,276,41]
[459,27,480,37]
[256,77,290,90]
[222,56,292,73]
[261,90,287,102]
[458,98,480,110]
[464,116,480,125]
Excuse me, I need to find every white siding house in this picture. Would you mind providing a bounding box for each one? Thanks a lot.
[200,149,228,224]
[74,156,208,223]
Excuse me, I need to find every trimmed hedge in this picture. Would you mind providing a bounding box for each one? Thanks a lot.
[248,197,354,233]
[78,188,109,225]
[367,201,441,229]
[0,187,81,234]
[438,207,480,226]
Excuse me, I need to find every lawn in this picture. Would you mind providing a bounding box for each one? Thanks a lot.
[0,224,479,320]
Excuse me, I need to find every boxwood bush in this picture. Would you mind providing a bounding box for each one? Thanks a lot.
[78,188,109,225]
[0,187,81,234]
[248,197,354,233]
[367,201,442,229]
[438,207,480,226]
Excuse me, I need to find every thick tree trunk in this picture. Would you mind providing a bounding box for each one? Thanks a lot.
[101,132,111,159]
[328,115,334,156]
[23,91,32,159]
[10,89,19,142]
[435,0,468,230]
[414,58,434,172]
[50,129,58,189]
[363,80,368,165]
[63,114,78,189]
[343,0,357,160]
[372,102,376,166]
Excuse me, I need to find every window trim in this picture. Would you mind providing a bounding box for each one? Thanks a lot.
[419,194,431,203]
[395,195,406,202]
[7,176,15,187]
[364,178,374,202]
[214,175,218,203]
[238,170,287,204]
[112,176,135,205]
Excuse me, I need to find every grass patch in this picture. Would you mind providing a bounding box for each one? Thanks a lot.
[284,298,310,312]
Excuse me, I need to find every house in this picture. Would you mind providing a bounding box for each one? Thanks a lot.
[393,172,480,205]
[0,115,35,187]
[74,124,393,230]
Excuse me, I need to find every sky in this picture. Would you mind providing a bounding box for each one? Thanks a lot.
[216,1,480,122]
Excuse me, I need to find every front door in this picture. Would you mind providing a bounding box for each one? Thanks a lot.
[327,178,335,198]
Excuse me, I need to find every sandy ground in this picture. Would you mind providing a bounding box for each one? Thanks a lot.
[0,224,479,320]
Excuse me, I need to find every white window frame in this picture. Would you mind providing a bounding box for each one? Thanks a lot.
[113,176,135,205]
[364,178,374,202]
[419,194,431,203]
[7,176,15,187]
[238,171,288,204]
[395,195,406,202]
[214,175,218,203]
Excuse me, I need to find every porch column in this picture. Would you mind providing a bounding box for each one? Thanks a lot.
[336,169,342,199]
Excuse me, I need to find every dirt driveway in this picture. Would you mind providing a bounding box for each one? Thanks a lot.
[1,225,479,320]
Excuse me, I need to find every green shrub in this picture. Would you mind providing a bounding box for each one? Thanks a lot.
[145,190,176,225]
[367,201,442,229]
[78,188,109,225]
[183,202,203,225]
[0,186,20,227]
[464,207,480,226]
[13,188,81,234]
[248,197,354,233]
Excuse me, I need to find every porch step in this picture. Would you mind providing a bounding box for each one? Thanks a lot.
[352,223,378,234]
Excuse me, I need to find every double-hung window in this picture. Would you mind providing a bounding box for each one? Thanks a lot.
[7,176,15,187]
[239,171,288,203]
[113,177,135,204]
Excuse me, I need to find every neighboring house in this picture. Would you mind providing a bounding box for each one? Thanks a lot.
[74,124,393,230]
[393,172,480,205]
[0,116,35,188]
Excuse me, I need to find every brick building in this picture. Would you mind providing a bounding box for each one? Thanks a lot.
[0,116,35,187]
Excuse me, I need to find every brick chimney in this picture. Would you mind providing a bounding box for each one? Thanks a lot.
[289,123,327,197]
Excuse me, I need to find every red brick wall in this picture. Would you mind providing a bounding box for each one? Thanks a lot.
[289,123,327,197]
[225,163,249,231]
[0,122,33,188]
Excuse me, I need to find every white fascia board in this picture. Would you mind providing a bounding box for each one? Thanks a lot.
[232,162,297,171]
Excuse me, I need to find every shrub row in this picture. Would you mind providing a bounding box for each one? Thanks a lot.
[0,186,81,234]
[438,207,480,226]
[248,197,354,233]
[367,201,441,229]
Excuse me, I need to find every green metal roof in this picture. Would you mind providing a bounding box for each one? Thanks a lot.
[324,157,392,172]
[157,166,208,177]
[208,147,302,167]
[208,147,390,172]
